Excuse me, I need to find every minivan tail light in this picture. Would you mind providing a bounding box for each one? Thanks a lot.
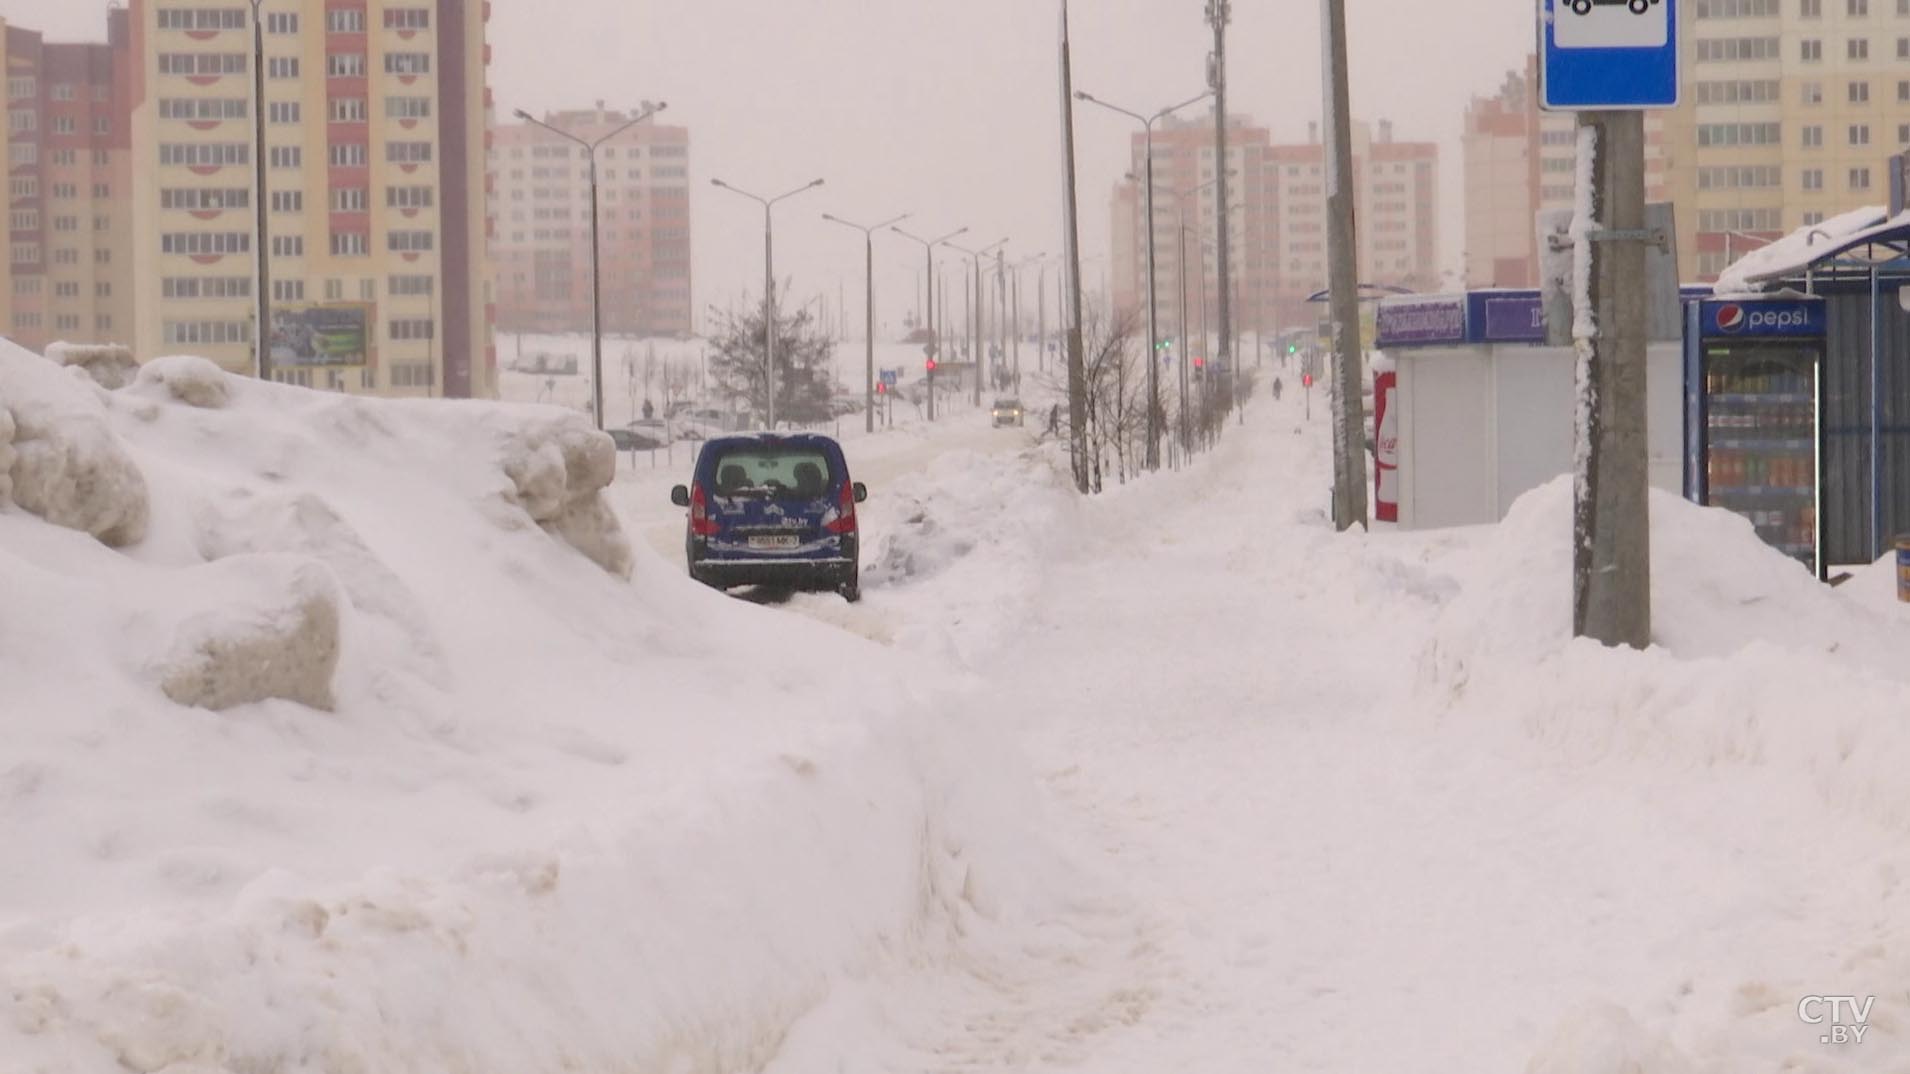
[690,484,720,536]
[824,481,857,535]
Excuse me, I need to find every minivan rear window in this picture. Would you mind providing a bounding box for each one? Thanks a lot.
[709,448,836,499]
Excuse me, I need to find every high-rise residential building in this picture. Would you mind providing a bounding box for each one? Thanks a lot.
[490,107,692,338]
[1111,112,1441,344]
[1469,0,1910,287]
[1462,58,1670,289]
[3,10,135,353]
[125,0,496,398]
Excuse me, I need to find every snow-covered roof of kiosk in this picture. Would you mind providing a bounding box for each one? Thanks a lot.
[1712,205,1910,294]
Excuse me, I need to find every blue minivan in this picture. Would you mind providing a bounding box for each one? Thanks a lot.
[670,434,868,602]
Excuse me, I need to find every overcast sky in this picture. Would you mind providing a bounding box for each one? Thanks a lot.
[5,0,1533,335]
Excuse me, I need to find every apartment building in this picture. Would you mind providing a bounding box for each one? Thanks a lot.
[126,0,496,398]
[1111,112,1440,340]
[491,107,692,338]
[1462,59,1669,288]
[3,11,135,352]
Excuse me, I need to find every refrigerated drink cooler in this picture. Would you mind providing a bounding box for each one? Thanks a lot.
[1685,298,1828,579]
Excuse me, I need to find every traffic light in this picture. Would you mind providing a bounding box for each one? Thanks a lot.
[1193,357,1205,370]
[876,382,887,395]
[1287,342,1298,355]
[1303,372,1314,388]
[926,358,938,373]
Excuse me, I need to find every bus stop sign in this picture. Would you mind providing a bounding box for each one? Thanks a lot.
[1540,0,1679,111]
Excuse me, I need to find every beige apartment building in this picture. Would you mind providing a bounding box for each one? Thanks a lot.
[1111,112,1440,343]
[491,107,692,339]
[1467,1,1910,286]
[126,0,495,398]
[3,11,135,353]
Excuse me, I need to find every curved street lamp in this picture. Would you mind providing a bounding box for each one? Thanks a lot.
[710,177,825,429]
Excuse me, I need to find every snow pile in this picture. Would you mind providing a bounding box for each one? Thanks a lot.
[1422,477,1910,831]
[1712,205,1892,294]
[0,336,1066,1073]
[860,445,1080,665]
[46,341,139,390]
[0,343,150,546]
[1526,1006,1697,1074]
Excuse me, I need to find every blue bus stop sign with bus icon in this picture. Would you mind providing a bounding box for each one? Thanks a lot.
[1540,0,1679,111]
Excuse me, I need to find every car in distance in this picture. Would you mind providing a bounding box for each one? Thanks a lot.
[991,398,1025,427]
[671,433,868,602]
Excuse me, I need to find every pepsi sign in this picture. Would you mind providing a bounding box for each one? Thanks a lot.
[1698,299,1823,339]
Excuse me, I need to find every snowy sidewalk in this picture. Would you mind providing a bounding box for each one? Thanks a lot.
[766,390,1910,1072]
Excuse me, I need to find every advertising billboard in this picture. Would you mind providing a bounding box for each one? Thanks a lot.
[271,305,371,367]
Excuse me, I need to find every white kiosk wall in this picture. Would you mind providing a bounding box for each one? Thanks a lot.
[1394,342,1682,530]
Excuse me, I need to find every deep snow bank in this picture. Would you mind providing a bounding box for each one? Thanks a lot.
[0,340,1069,1073]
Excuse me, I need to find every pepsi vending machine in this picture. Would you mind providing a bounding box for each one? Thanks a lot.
[1685,297,1828,578]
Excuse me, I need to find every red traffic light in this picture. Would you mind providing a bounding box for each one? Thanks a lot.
[926,359,938,372]
[1303,373,1314,388]
[876,382,887,395]
[1193,357,1205,370]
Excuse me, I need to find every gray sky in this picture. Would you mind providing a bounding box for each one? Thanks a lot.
[5,0,1532,334]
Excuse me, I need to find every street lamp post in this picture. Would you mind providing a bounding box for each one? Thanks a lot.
[249,0,271,382]
[949,238,1007,406]
[1011,254,1042,389]
[893,225,968,422]
[1173,177,1219,454]
[712,176,825,430]
[823,210,910,434]
[1076,88,1211,470]
[515,102,669,430]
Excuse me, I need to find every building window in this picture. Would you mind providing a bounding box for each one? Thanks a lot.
[1851,123,1872,145]
[388,229,434,252]
[1803,168,1825,190]
[327,9,366,32]
[390,361,434,388]
[267,57,300,79]
[156,8,248,31]
[1851,166,1874,190]
[1699,208,1783,231]
[5,76,34,99]
[272,279,305,302]
[327,53,366,78]
[386,141,433,164]
[163,276,251,299]
[159,231,251,255]
[1849,38,1870,60]
[1802,124,1825,147]
[388,274,434,296]
[160,188,249,211]
[50,116,77,135]
[52,215,79,232]
[8,108,35,134]
[1803,38,1823,60]
[1850,81,1871,103]
[159,97,248,121]
[1851,0,1869,12]
[333,188,369,212]
[1803,0,1823,12]
[271,190,303,213]
[384,53,431,76]
[387,185,434,209]
[10,178,38,198]
[269,101,301,124]
[163,320,252,345]
[271,235,303,257]
[389,317,435,341]
[159,142,250,166]
[266,12,299,33]
[385,8,431,30]
[330,97,367,122]
[156,53,249,77]
[1696,122,1783,146]
[386,96,431,119]
[269,145,302,168]
[329,142,368,167]
[1900,122,1910,143]
[331,231,370,256]
[1802,81,1824,104]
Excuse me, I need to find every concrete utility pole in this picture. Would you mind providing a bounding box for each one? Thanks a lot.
[1059,0,1092,492]
[1320,0,1369,530]
[249,0,271,383]
[1207,0,1234,387]
[823,212,910,434]
[1572,112,1652,648]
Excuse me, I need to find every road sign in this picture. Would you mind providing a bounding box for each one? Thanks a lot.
[1540,0,1678,111]
[879,369,898,387]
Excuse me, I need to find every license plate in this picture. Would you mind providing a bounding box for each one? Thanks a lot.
[747,535,801,550]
